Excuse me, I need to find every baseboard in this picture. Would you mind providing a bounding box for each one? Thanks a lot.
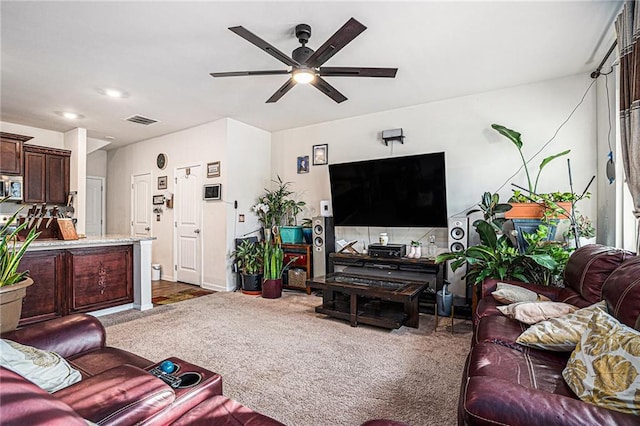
[201,282,228,292]
[89,303,134,317]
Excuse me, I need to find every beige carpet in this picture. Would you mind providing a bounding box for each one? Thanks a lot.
[101,291,472,426]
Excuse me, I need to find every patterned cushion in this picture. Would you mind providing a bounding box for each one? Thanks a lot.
[516,301,608,351]
[492,282,550,304]
[497,301,578,325]
[0,339,82,392]
[562,309,640,415]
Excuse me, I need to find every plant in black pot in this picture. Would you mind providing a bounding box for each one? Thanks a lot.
[231,239,263,295]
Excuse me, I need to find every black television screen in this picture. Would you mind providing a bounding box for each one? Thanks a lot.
[328,152,448,227]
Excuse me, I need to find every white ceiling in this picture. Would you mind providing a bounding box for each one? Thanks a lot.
[1,1,621,149]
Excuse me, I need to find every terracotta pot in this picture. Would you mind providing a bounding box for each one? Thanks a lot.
[0,277,34,333]
[505,202,572,219]
[262,278,282,299]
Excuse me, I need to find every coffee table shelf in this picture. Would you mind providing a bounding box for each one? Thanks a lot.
[308,272,427,329]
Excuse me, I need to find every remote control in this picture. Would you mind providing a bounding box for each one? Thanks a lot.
[149,367,182,388]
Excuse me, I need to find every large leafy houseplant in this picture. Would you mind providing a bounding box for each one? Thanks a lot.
[1,198,40,332]
[436,193,567,287]
[252,176,305,228]
[1,199,40,286]
[491,124,570,198]
[231,239,263,293]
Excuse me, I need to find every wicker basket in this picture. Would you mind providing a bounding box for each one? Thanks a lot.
[287,268,307,289]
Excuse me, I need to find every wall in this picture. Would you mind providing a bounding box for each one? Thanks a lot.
[271,74,600,295]
[64,128,87,234]
[0,121,64,148]
[87,150,107,177]
[106,118,271,291]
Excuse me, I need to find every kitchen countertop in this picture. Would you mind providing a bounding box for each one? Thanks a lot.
[22,234,156,250]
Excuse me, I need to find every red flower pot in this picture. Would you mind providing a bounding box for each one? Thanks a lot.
[262,278,282,299]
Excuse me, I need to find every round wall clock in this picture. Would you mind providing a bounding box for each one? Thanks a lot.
[156,153,167,170]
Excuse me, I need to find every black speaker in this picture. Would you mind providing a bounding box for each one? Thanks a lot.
[447,216,468,296]
[312,216,335,277]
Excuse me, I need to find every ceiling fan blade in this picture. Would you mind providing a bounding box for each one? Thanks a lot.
[305,18,366,68]
[210,70,290,78]
[266,78,297,103]
[319,67,397,78]
[229,26,299,67]
[310,77,347,103]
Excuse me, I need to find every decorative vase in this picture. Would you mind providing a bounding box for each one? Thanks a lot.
[262,278,282,299]
[379,233,389,245]
[414,245,422,258]
[302,227,313,244]
[407,246,416,258]
[241,273,262,295]
[0,277,34,333]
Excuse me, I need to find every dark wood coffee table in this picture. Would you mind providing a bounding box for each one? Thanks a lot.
[307,272,429,329]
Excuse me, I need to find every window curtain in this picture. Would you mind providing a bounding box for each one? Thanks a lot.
[615,0,640,252]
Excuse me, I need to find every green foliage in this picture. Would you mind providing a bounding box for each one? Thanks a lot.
[252,176,306,227]
[301,218,313,228]
[231,240,263,275]
[564,215,595,239]
[491,124,570,195]
[263,241,284,280]
[435,219,570,287]
[469,192,512,233]
[1,198,40,286]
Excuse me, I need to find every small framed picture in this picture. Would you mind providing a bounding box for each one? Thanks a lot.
[313,144,328,165]
[157,176,167,190]
[207,161,221,178]
[203,184,221,201]
[297,155,309,174]
[152,195,164,205]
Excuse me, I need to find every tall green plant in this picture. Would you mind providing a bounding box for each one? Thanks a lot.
[491,124,570,196]
[1,199,40,286]
[263,241,284,280]
[231,240,263,275]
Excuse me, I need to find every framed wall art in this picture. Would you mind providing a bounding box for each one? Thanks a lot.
[152,195,164,205]
[313,144,328,165]
[207,161,221,178]
[157,176,167,190]
[297,155,309,174]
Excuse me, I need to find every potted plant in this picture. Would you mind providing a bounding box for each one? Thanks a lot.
[231,239,263,295]
[301,218,313,244]
[252,176,305,244]
[1,198,40,332]
[261,240,299,299]
[491,124,572,219]
[563,214,596,248]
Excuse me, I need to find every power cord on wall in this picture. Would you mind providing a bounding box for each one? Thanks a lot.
[450,76,600,218]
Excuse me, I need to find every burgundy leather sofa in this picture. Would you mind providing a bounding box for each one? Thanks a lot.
[459,244,640,426]
[0,313,284,425]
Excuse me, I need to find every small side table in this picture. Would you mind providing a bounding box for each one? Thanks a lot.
[434,299,467,334]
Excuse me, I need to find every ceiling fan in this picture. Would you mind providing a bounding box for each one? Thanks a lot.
[210,18,398,103]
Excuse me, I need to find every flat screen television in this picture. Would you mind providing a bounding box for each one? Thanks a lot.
[328,152,448,227]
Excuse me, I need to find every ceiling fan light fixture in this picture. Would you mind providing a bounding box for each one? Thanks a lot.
[292,68,316,84]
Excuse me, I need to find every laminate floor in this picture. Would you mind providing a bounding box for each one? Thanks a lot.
[151,280,215,306]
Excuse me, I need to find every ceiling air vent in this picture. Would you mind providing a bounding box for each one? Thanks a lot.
[125,115,159,126]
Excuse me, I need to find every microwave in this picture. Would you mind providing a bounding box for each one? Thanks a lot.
[0,175,23,201]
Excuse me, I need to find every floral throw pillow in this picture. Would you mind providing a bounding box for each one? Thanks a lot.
[562,309,640,415]
[516,301,608,351]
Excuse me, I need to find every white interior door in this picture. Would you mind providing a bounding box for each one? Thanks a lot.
[175,165,201,285]
[131,173,152,237]
[85,176,104,236]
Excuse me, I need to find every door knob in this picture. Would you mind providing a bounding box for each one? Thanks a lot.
[145,227,150,231]
[194,229,201,234]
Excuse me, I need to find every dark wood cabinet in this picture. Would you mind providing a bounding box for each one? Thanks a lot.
[18,245,133,326]
[18,250,65,325]
[68,246,133,313]
[23,150,46,203]
[0,132,32,175]
[23,144,70,204]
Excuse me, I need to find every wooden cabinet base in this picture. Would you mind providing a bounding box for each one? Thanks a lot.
[18,245,133,326]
